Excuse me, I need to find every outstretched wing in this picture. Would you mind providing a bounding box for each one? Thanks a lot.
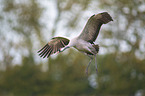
[78,12,113,44]
[38,37,69,58]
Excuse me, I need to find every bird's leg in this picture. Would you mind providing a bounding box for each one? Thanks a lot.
[85,57,93,76]
[59,46,70,53]
[95,55,98,74]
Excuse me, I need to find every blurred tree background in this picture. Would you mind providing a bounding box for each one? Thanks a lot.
[0,0,145,96]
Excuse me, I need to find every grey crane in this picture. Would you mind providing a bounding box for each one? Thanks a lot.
[38,12,113,75]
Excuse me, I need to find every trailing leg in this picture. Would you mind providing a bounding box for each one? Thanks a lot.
[95,55,98,74]
[85,56,93,76]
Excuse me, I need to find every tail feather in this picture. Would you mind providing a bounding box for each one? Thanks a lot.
[93,44,99,53]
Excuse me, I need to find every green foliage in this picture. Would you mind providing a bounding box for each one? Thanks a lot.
[96,52,145,95]
[0,50,95,96]
[0,0,145,95]
[0,50,145,96]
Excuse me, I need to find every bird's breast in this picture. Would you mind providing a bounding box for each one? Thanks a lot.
[74,40,95,55]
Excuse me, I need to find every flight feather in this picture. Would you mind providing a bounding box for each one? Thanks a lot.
[37,37,69,58]
[78,12,113,44]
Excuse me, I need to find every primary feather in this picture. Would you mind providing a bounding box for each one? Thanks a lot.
[38,12,113,75]
[38,37,69,58]
[38,12,113,58]
[78,12,113,44]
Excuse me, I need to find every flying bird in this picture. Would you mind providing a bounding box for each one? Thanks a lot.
[38,12,113,75]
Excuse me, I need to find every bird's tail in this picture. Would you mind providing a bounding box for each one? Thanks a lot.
[93,44,99,53]
[97,12,113,24]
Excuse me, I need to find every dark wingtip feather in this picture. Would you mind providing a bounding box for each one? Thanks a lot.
[39,46,50,58]
[38,37,69,58]
[47,49,53,58]
[37,44,48,53]
[38,44,51,58]
[100,12,113,24]
[95,12,113,24]
[43,47,52,58]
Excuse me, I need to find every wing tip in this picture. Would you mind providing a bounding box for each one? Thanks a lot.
[94,12,113,24]
[37,37,70,59]
[37,44,51,58]
[37,44,49,53]
[100,12,113,23]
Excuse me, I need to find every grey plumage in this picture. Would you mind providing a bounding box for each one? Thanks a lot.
[78,12,113,44]
[38,12,113,74]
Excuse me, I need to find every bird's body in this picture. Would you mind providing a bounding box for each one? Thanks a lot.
[74,39,98,55]
[38,12,113,75]
[64,37,95,55]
